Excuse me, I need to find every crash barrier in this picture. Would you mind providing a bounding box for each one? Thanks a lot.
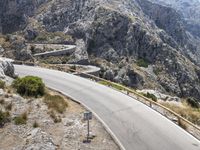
[14,61,200,140]
[67,67,200,140]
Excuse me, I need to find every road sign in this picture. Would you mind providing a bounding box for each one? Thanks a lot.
[83,111,93,143]
[84,112,92,121]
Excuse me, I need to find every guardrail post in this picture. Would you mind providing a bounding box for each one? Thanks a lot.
[178,117,181,125]
[150,102,152,108]
[62,65,200,136]
[127,91,129,95]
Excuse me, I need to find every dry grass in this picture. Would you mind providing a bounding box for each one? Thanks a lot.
[48,111,61,123]
[160,102,200,126]
[98,81,125,91]
[178,119,188,130]
[44,93,68,114]
[14,112,28,125]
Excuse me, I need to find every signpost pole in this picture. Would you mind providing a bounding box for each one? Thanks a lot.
[83,111,92,143]
[87,119,90,142]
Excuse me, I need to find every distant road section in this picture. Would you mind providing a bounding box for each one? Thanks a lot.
[15,65,200,150]
[33,45,76,57]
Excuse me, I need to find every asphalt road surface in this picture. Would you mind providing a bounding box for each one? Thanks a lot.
[15,65,200,150]
[33,45,75,57]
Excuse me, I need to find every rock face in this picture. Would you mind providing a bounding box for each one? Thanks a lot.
[0,58,16,78]
[0,0,49,34]
[149,0,200,38]
[1,0,200,100]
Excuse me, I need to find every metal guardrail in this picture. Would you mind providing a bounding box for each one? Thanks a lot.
[14,61,200,139]
[66,68,200,139]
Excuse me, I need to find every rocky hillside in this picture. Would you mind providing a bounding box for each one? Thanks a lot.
[1,0,200,101]
[149,0,200,38]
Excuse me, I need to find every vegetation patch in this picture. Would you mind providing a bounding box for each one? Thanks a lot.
[35,31,73,43]
[160,102,200,126]
[178,119,188,130]
[142,92,157,102]
[48,111,62,123]
[14,112,27,125]
[44,93,68,114]
[99,81,124,91]
[153,68,163,75]
[136,59,149,68]
[0,80,5,89]
[39,56,70,64]
[0,110,10,127]
[12,76,45,97]
[186,97,200,109]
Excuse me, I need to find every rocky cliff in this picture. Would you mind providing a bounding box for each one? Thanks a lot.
[1,0,200,100]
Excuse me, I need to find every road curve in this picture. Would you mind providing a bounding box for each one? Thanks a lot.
[15,65,200,150]
[33,45,76,57]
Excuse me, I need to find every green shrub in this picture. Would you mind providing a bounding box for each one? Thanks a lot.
[99,81,124,91]
[44,93,68,113]
[153,68,162,75]
[12,76,45,97]
[0,80,5,89]
[14,112,27,125]
[186,98,200,109]
[143,92,157,102]
[136,59,149,68]
[0,110,10,127]
[35,34,48,41]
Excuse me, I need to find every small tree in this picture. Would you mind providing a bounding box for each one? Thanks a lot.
[12,76,45,97]
[186,97,200,109]
[143,92,157,102]
[136,59,149,68]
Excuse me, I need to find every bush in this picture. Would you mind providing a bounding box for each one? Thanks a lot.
[14,112,27,125]
[153,68,162,75]
[136,59,149,68]
[0,80,5,89]
[35,34,48,41]
[99,81,124,91]
[186,98,200,109]
[12,76,45,97]
[44,93,68,113]
[0,110,10,127]
[143,92,157,102]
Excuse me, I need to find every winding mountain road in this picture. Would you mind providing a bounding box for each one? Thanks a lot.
[15,65,200,150]
[33,45,76,57]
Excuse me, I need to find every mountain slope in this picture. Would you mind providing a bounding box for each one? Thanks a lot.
[1,0,200,100]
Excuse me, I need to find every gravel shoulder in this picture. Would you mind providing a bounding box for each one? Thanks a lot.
[0,89,119,150]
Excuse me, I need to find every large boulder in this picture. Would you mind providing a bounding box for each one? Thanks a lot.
[0,58,16,78]
[25,29,38,41]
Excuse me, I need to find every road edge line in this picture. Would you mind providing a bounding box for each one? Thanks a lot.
[49,87,126,150]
